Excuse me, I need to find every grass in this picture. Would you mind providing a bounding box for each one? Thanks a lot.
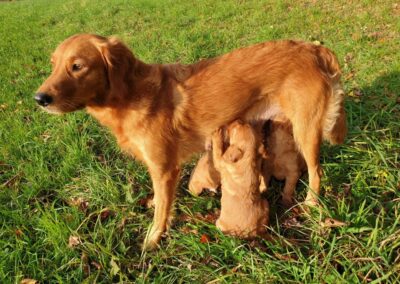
[0,0,399,282]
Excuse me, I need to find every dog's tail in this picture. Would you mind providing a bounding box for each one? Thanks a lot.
[317,45,347,145]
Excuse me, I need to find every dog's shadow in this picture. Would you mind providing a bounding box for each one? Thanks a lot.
[319,71,399,212]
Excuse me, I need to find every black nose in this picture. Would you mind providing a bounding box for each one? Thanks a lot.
[34,93,53,107]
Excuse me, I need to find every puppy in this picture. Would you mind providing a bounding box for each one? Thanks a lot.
[261,116,307,207]
[188,150,220,196]
[35,35,346,249]
[189,117,306,208]
[212,120,269,238]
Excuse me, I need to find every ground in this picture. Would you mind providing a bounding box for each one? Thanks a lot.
[0,0,399,283]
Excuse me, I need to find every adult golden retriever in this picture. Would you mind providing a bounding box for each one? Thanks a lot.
[35,34,346,249]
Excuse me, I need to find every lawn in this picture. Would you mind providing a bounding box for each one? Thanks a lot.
[0,0,399,283]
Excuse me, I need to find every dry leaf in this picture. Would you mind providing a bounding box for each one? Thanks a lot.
[20,279,37,284]
[274,253,297,262]
[68,235,81,248]
[91,261,102,270]
[342,183,352,196]
[200,234,211,244]
[348,89,362,97]
[110,258,120,276]
[15,229,23,237]
[320,218,347,228]
[100,208,113,220]
[68,197,89,211]
[138,195,154,208]
[344,53,354,63]
[81,252,90,276]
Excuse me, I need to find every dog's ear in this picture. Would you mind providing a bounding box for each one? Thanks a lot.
[223,145,244,163]
[97,37,135,97]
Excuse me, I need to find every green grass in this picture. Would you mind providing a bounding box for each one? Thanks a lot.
[1,0,399,282]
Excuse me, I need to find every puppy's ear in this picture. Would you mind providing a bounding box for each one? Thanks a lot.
[97,37,135,97]
[223,145,244,163]
[258,143,269,159]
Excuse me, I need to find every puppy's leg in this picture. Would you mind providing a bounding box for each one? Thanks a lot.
[259,162,271,193]
[143,165,180,250]
[293,125,322,206]
[281,172,301,208]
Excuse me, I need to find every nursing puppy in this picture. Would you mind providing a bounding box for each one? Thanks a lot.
[35,34,346,249]
[212,120,269,238]
[188,151,220,196]
[189,117,307,208]
[261,116,307,207]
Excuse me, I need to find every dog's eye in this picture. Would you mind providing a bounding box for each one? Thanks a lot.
[72,63,82,72]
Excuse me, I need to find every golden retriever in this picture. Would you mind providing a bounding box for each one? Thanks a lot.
[212,120,269,238]
[35,34,346,249]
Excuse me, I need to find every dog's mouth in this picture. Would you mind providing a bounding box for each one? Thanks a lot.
[39,101,84,114]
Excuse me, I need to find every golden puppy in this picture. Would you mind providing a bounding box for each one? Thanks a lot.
[35,34,346,249]
[261,116,307,207]
[188,151,220,196]
[212,120,269,238]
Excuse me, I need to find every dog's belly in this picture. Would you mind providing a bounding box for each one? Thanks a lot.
[243,102,282,122]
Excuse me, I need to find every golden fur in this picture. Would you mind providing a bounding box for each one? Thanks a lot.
[36,34,346,249]
[188,151,220,196]
[261,116,307,207]
[212,121,269,238]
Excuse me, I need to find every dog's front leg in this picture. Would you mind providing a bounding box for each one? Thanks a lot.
[143,165,180,250]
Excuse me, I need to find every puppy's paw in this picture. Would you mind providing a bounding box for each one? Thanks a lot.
[281,196,294,208]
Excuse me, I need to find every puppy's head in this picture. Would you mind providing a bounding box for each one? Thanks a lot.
[34,34,134,114]
[223,120,258,163]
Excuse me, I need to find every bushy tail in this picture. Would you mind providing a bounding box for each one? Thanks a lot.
[317,45,347,145]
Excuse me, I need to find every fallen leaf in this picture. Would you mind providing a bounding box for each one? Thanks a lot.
[187,263,192,271]
[91,261,102,270]
[100,208,113,220]
[348,89,362,97]
[231,264,242,273]
[345,71,355,80]
[180,226,198,235]
[20,279,37,284]
[282,216,301,228]
[110,258,120,276]
[320,218,347,228]
[200,234,211,244]
[138,195,154,208]
[344,53,354,63]
[68,197,89,211]
[117,217,127,231]
[15,229,23,237]
[81,252,90,276]
[68,235,81,248]
[367,31,381,40]
[274,253,298,262]
[342,183,352,196]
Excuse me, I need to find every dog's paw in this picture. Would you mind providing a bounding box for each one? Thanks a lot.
[142,226,163,251]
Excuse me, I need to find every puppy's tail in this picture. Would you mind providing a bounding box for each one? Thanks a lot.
[317,46,347,145]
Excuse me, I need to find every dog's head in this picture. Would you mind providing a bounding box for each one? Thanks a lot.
[34,34,134,114]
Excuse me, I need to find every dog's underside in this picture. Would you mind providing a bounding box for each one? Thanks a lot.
[36,34,346,249]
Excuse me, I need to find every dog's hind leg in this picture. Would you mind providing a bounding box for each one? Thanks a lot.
[292,120,322,207]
